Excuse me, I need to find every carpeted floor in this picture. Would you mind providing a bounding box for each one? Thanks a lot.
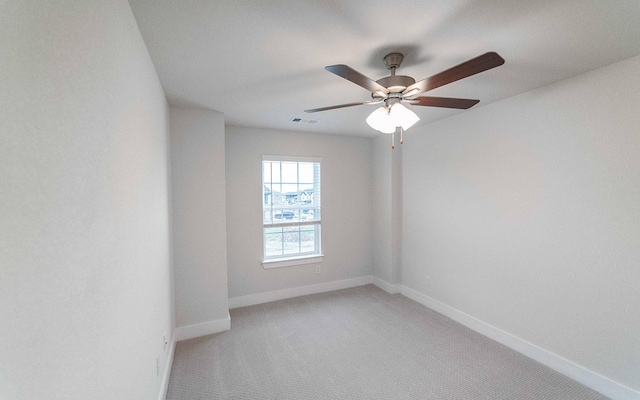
[165,285,609,399]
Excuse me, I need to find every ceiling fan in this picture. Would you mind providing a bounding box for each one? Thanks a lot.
[305,51,505,146]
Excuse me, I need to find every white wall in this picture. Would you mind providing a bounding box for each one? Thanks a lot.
[402,55,640,392]
[225,126,373,298]
[0,1,173,399]
[372,135,393,283]
[372,135,403,285]
[170,107,229,328]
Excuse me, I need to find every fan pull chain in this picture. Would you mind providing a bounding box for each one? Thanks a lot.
[390,127,404,149]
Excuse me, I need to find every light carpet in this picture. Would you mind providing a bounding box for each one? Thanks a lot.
[165,285,608,399]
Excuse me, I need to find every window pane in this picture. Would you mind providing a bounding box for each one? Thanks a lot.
[301,208,315,221]
[281,162,297,183]
[300,226,316,253]
[299,163,314,185]
[263,162,272,185]
[270,162,281,183]
[283,231,299,254]
[274,209,295,220]
[263,209,272,224]
[265,232,283,257]
[281,184,297,204]
[270,188,284,207]
[263,184,272,204]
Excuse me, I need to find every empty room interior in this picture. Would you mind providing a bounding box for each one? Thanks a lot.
[2,1,640,399]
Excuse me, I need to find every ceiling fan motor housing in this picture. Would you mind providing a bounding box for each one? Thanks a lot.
[376,75,416,93]
[383,53,404,70]
[376,52,416,93]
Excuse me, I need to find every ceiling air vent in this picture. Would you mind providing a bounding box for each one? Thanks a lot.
[289,117,318,124]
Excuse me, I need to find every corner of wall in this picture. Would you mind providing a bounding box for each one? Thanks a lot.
[169,107,229,328]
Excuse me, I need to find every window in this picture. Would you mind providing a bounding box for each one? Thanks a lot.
[262,156,322,268]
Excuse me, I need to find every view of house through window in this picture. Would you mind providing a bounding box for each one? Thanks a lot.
[262,156,321,261]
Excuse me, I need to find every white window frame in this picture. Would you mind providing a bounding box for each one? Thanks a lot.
[261,155,323,269]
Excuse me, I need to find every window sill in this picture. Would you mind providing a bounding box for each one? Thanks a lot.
[262,254,324,269]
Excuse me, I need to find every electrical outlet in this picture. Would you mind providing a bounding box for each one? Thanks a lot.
[315,265,321,274]
[425,275,431,287]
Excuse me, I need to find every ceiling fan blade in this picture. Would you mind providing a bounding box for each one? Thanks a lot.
[402,52,505,97]
[409,96,480,109]
[304,100,382,113]
[325,64,389,96]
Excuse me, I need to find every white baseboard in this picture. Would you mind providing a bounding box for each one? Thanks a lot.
[378,281,639,400]
[228,276,373,309]
[174,312,231,341]
[371,276,400,294]
[157,333,176,400]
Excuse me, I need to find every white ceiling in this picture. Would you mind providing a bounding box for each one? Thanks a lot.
[129,0,640,137]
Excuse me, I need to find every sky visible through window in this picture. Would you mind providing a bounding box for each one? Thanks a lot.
[263,161,314,192]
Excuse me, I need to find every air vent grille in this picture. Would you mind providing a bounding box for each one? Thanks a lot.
[289,117,318,124]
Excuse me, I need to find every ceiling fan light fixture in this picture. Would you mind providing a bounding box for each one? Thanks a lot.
[391,103,420,130]
[366,103,419,134]
[366,106,395,133]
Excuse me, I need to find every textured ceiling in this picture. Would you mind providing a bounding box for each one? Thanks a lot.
[129,0,640,137]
